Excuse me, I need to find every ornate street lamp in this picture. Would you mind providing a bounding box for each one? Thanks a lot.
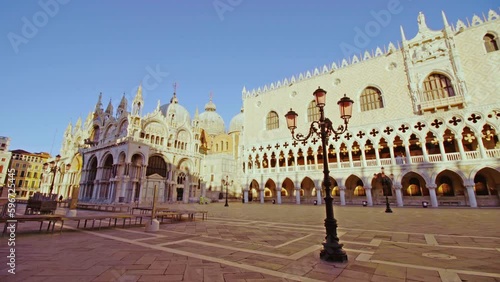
[222,176,233,207]
[48,154,62,196]
[285,87,353,263]
[378,167,393,213]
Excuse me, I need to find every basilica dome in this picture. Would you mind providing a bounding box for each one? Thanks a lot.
[160,94,191,126]
[199,98,225,135]
[229,107,244,134]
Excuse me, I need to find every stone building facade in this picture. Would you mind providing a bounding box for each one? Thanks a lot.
[239,10,500,207]
[55,9,500,208]
[0,137,12,189]
[9,150,50,198]
[56,84,241,204]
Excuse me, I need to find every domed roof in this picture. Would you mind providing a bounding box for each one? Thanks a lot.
[160,93,191,126]
[229,107,244,134]
[198,98,225,135]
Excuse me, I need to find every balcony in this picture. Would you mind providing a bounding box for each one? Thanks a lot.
[418,95,465,113]
[247,148,500,175]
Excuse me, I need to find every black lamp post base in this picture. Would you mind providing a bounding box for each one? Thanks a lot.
[385,197,393,213]
[320,243,348,263]
[224,202,229,207]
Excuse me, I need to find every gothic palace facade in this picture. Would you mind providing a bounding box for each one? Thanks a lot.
[50,9,499,208]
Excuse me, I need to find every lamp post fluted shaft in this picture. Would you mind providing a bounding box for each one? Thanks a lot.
[285,87,353,263]
[223,176,231,207]
[224,183,229,207]
[318,107,348,262]
[380,172,393,213]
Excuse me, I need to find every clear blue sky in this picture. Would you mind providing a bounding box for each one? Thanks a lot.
[1,0,497,154]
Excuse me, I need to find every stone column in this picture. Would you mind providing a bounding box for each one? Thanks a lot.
[295,186,301,204]
[183,176,189,204]
[428,185,438,207]
[316,186,322,205]
[107,181,113,202]
[120,177,129,199]
[421,138,430,162]
[365,187,373,206]
[476,133,488,159]
[456,136,466,160]
[131,182,137,203]
[404,143,411,164]
[259,188,265,204]
[360,146,367,167]
[438,139,447,161]
[389,143,396,165]
[276,187,282,204]
[375,144,381,166]
[339,186,346,206]
[348,149,353,167]
[465,185,477,208]
[243,188,248,203]
[336,150,341,168]
[394,185,403,207]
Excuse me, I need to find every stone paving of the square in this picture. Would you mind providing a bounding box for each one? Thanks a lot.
[1,202,499,282]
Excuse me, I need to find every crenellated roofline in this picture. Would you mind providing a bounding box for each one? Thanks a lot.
[242,8,500,100]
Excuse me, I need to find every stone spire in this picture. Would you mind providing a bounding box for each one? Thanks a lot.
[132,84,143,116]
[105,99,113,114]
[75,117,82,129]
[65,122,72,136]
[400,25,406,42]
[118,93,127,109]
[94,92,103,113]
[156,100,161,112]
[442,11,453,34]
[194,107,199,119]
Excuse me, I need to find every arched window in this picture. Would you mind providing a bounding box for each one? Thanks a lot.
[360,87,383,112]
[422,73,455,101]
[307,100,320,122]
[484,33,499,53]
[146,156,167,177]
[266,111,279,130]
